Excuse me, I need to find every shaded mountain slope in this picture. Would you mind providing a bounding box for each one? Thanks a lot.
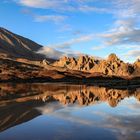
[0,27,45,60]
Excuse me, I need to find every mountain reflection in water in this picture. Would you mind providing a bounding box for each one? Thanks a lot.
[0,83,140,140]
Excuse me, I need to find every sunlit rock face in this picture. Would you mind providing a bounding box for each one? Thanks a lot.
[53,55,99,71]
[133,59,140,76]
[90,53,135,76]
[107,53,120,62]
[52,53,139,77]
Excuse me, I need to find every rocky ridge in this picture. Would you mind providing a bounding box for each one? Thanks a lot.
[52,53,139,77]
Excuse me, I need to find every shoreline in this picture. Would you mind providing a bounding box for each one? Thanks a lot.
[0,76,140,89]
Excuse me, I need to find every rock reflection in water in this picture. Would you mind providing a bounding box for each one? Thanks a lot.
[0,83,140,107]
[0,83,140,136]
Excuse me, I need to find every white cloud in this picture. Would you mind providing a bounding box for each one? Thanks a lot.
[17,0,140,16]
[49,34,94,50]
[94,0,140,54]
[18,0,63,9]
[113,0,140,18]
[77,5,108,13]
[36,102,65,114]
[125,50,140,59]
[37,46,83,59]
[37,46,64,59]
[98,14,140,46]
[17,0,109,13]
[34,15,67,23]
[101,28,140,46]
[91,46,105,51]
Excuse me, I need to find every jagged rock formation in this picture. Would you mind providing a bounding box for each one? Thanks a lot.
[52,53,139,77]
[90,53,135,77]
[133,59,140,76]
[53,55,99,71]
[0,27,45,60]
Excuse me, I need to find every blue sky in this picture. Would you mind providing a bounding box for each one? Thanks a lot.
[0,0,140,62]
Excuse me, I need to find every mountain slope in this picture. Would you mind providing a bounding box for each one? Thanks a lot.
[0,27,45,60]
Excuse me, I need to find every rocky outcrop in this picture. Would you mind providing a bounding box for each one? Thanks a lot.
[133,59,140,76]
[90,53,135,77]
[53,55,99,71]
[52,53,138,77]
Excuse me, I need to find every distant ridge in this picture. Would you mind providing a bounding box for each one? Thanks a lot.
[52,53,140,77]
[0,27,45,60]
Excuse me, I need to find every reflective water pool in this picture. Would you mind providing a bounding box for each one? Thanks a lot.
[0,83,140,140]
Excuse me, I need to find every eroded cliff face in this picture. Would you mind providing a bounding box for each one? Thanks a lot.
[90,54,135,77]
[51,53,139,77]
[133,59,140,76]
[53,55,99,71]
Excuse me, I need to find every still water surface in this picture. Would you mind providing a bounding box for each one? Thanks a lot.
[0,83,140,140]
